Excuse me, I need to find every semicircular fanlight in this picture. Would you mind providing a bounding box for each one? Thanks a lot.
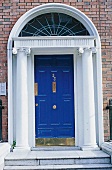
[19,13,90,37]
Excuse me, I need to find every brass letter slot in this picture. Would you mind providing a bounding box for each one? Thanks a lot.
[52,82,56,93]
[34,83,38,96]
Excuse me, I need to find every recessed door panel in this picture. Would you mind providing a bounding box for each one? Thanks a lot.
[34,55,75,141]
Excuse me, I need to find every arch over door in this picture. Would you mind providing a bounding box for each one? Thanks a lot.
[8,3,103,148]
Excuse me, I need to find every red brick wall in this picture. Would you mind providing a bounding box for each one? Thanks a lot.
[0,0,112,141]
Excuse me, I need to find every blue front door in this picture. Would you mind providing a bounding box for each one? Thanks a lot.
[34,55,75,141]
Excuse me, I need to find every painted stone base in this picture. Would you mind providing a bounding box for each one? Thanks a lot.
[81,145,100,151]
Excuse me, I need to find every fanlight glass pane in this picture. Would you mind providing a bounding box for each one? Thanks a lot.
[19,13,89,36]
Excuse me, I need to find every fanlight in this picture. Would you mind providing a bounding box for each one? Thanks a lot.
[19,13,90,37]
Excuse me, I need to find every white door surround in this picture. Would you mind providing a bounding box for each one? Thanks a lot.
[7,3,104,150]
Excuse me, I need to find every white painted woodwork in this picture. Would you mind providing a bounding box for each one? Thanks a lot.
[16,48,29,148]
[13,36,95,49]
[81,48,98,150]
[76,53,83,147]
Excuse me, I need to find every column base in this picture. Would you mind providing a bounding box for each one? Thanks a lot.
[81,144,100,151]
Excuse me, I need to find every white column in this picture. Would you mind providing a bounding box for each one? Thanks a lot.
[16,47,30,149]
[81,48,98,150]
[76,52,83,147]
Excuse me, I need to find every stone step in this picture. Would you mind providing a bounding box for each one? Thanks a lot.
[31,146,80,151]
[4,150,112,169]
[4,164,112,170]
[5,157,111,166]
[4,150,111,166]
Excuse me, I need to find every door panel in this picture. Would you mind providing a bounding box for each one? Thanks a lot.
[34,55,75,139]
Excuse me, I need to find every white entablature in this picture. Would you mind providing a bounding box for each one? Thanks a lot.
[12,36,95,49]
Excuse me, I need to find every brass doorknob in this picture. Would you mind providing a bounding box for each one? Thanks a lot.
[35,103,38,107]
[53,105,56,109]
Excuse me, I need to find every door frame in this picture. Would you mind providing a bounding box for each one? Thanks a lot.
[32,48,77,147]
[7,3,104,149]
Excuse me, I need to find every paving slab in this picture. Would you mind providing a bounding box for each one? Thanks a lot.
[36,150,79,159]
[76,150,110,158]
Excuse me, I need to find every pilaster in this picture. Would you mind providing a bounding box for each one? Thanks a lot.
[14,47,30,149]
[80,47,99,150]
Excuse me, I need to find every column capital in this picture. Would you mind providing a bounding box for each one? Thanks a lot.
[78,47,97,54]
[91,47,97,53]
[78,47,84,54]
[12,48,17,54]
[12,47,31,55]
